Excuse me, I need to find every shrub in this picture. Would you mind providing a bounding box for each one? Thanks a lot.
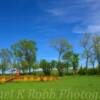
[40,60,52,76]
[95,68,100,75]
[78,68,87,75]
[78,68,100,75]
[57,62,66,76]
[86,68,96,75]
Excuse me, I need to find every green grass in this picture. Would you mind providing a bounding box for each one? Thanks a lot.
[0,76,100,100]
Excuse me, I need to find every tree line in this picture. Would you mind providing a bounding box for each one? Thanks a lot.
[0,33,100,76]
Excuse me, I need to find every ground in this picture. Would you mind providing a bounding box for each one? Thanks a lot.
[0,76,100,100]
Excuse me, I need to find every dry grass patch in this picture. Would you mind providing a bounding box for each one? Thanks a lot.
[0,75,59,83]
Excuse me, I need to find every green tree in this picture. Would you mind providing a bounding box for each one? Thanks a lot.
[40,59,52,76]
[71,53,79,74]
[0,49,12,75]
[50,60,57,68]
[63,51,79,74]
[92,35,100,69]
[89,52,96,69]
[62,51,72,74]
[51,39,72,62]
[11,40,37,74]
[32,63,39,75]
[80,33,92,69]
[57,62,66,76]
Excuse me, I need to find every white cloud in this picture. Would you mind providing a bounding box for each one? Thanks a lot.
[47,9,66,16]
[36,0,100,34]
[72,26,86,34]
[87,25,100,33]
[73,25,100,34]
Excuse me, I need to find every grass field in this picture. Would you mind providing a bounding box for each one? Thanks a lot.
[0,76,100,100]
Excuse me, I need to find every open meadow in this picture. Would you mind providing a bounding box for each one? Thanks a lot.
[0,76,100,100]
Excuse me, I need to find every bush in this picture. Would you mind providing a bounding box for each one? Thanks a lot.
[95,68,100,75]
[78,68,87,75]
[57,62,66,76]
[40,60,52,76]
[78,68,100,75]
[87,68,97,75]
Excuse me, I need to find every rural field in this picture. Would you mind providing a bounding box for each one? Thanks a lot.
[0,76,100,100]
[0,0,100,100]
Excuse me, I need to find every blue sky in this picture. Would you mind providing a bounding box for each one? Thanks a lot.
[0,0,99,63]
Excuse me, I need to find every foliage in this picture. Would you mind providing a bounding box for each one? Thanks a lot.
[78,68,87,75]
[57,62,66,76]
[71,53,79,74]
[51,38,72,62]
[32,63,40,75]
[92,35,100,69]
[78,68,100,75]
[89,51,96,68]
[40,59,52,75]
[80,33,92,69]
[62,51,79,74]
[62,51,72,73]
[0,49,12,75]
[50,60,57,68]
[11,40,37,74]
[0,37,100,76]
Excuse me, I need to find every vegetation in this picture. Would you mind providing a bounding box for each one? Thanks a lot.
[0,34,100,100]
[63,51,79,74]
[0,76,100,100]
[0,49,12,75]
[51,39,72,62]
[92,35,100,69]
[80,33,92,69]
[0,34,100,76]
[40,59,52,76]
[11,40,37,74]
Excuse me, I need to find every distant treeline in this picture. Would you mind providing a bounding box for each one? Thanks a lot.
[0,33,100,76]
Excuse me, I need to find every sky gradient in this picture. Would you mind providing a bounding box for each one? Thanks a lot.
[0,0,99,64]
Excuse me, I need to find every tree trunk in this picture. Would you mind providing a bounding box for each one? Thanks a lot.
[93,63,95,69]
[66,66,68,74]
[22,68,25,75]
[1,69,4,75]
[98,62,100,69]
[1,65,4,75]
[73,65,77,75]
[66,63,69,74]
[95,50,100,69]
[86,56,89,69]
[28,66,31,74]
[58,52,62,62]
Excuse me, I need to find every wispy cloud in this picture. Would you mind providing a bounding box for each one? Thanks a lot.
[73,24,100,34]
[47,9,66,16]
[37,0,100,34]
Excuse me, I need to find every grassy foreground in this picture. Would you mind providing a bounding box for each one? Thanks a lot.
[0,76,100,100]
